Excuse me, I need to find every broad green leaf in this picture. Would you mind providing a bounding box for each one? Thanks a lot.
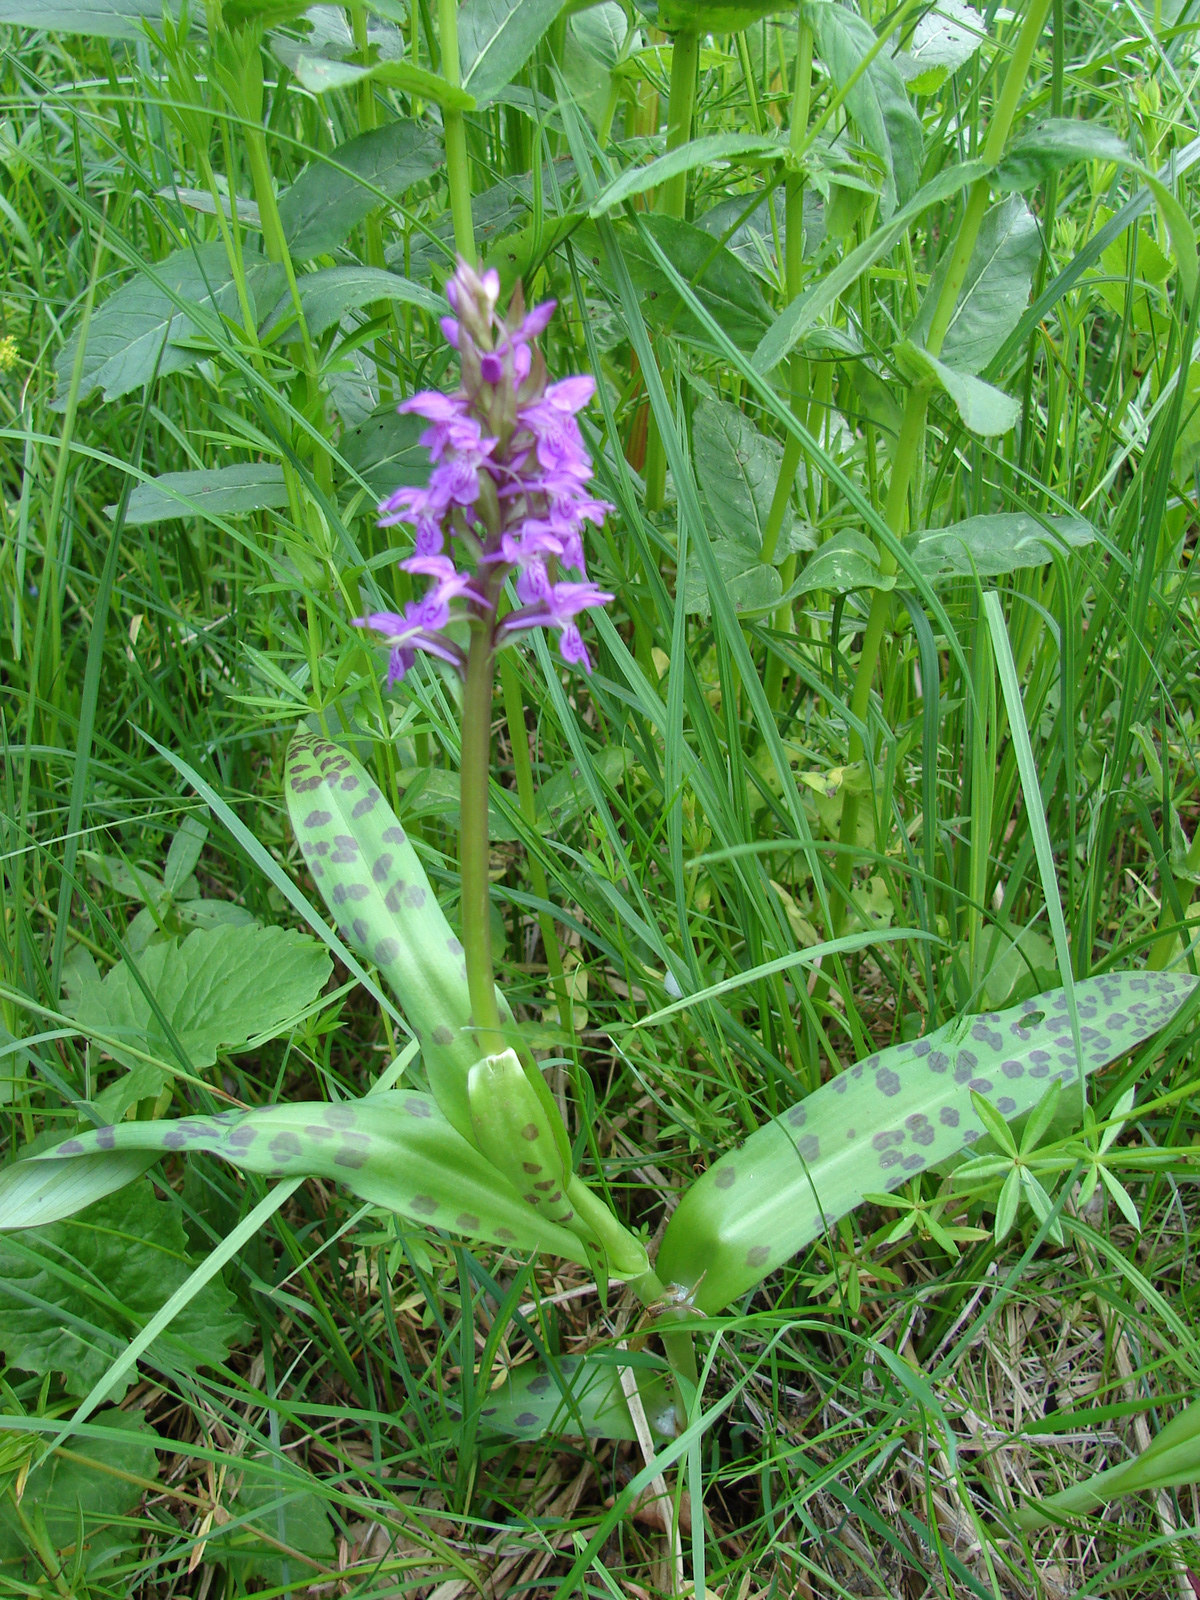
[589,134,782,217]
[563,1,629,125]
[278,122,444,260]
[113,463,289,526]
[393,766,523,841]
[791,529,891,596]
[268,266,443,342]
[909,195,1040,374]
[203,1457,335,1584]
[898,340,1020,434]
[697,188,828,284]
[470,1351,676,1443]
[53,243,282,409]
[490,212,584,298]
[0,0,178,34]
[895,0,983,90]
[72,923,331,1114]
[905,511,1096,580]
[578,215,772,352]
[536,745,630,827]
[804,0,923,218]
[338,406,428,498]
[682,538,783,618]
[460,0,563,109]
[18,1091,592,1263]
[1146,175,1199,303]
[692,396,806,559]
[289,52,475,109]
[656,972,1195,1314]
[164,816,208,893]
[0,1411,159,1575]
[0,1182,244,1396]
[753,160,987,372]
[996,118,1133,194]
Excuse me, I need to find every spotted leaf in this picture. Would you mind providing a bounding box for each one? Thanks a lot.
[657,972,1196,1314]
[286,731,517,1142]
[468,1049,575,1227]
[467,1351,676,1444]
[0,1093,590,1263]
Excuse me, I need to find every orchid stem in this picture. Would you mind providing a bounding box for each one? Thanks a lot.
[460,629,505,1053]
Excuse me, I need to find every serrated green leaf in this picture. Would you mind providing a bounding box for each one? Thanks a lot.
[804,0,923,219]
[0,1410,159,1575]
[278,121,444,260]
[909,195,1040,374]
[682,538,783,618]
[898,340,1020,434]
[72,923,331,1097]
[0,1182,243,1396]
[996,118,1133,194]
[460,0,563,108]
[905,511,1096,580]
[656,972,1195,1314]
[54,244,282,410]
[114,463,289,526]
[22,1092,592,1263]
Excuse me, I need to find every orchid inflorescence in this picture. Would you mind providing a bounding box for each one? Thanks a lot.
[358,260,614,685]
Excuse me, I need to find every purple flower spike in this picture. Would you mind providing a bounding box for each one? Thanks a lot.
[357,257,614,684]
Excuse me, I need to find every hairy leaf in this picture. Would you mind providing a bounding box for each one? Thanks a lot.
[14,1092,591,1263]
[693,396,806,559]
[683,539,783,618]
[996,118,1132,195]
[278,122,443,259]
[337,406,428,498]
[899,341,1020,434]
[792,529,891,595]
[0,1182,244,1396]
[0,1411,159,1575]
[657,972,1195,1314]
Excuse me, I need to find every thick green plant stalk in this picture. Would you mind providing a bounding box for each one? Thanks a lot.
[460,629,505,1055]
[438,0,477,261]
[835,0,1055,915]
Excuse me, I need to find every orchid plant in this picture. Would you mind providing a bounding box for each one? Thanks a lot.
[0,267,1195,1458]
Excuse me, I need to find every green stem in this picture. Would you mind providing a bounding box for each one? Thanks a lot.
[833,0,1054,924]
[644,27,700,513]
[439,0,476,262]
[460,629,505,1052]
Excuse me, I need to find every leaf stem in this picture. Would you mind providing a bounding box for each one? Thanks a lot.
[460,629,505,1053]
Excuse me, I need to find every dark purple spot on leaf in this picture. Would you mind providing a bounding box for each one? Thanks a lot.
[1001,1058,1024,1079]
[521,1123,539,1140]
[383,826,406,844]
[352,918,369,944]
[797,1134,819,1162]
[968,1077,993,1095]
[495,1227,517,1242]
[456,1212,480,1231]
[873,1130,903,1150]
[410,1194,438,1215]
[96,1126,116,1149]
[912,1039,930,1057]
[714,1168,736,1189]
[514,1411,539,1428]
[304,809,332,828]
[385,883,408,912]
[372,853,393,884]
[940,1107,959,1127]
[522,1161,541,1175]
[746,1246,770,1268]
[906,1114,935,1147]
[788,1103,807,1127]
[336,1144,369,1169]
[404,885,426,909]
[375,937,399,964]
[997,1097,1016,1115]
[879,1149,901,1168]
[57,1139,84,1155]
[432,1025,454,1047]
[352,789,379,818]
[405,1098,432,1118]
[271,1132,303,1161]
[928,1051,949,1073]
[229,1125,257,1148]
[529,1374,551,1395]
[876,1067,901,1097]
[324,1105,356,1127]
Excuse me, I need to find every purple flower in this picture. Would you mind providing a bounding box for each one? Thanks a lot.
[358,258,614,682]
